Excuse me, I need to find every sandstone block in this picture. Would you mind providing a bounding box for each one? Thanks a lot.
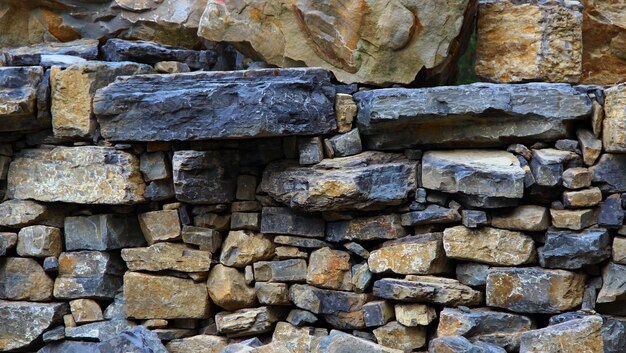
[368,233,449,275]
[539,227,611,269]
[0,257,53,301]
[519,316,603,353]
[490,205,550,231]
[64,214,145,251]
[138,210,181,245]
[69,299,103,324]
[260,207,325,238]
[373,321,426,351]
[0,301,68,351]
[550,208,597,230]
[7,146,145,204]
[395,303,436,327]
[220,230,274,268]
[0,199,48,228]
[124,272,210,319]
[326,214,406,242]
[207,264,257,311]
[335,94,356,133]
[562,187,602,208]
[121,242,212,272]
[172,150,238,204]
[562,167,592,189]
[17,225,62,258]
[373,276,483,306]
[54,251,125,300]
[307,247,352,291]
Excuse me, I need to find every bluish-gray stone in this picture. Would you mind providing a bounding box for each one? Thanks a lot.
[260,207,325,238]
[2,39,98,66]
[539,227,611,269]
[101,39,215,70]
[64,214,145,251]
[591,154,626,192]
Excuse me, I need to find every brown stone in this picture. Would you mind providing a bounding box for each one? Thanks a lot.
[603,84,626,153]
[394,303,437,327]
[491,205,550,231]
[138,210,181,245]
[373,321,426,351]
[550,208,597,230]
[562,187,602,208]
[207,264,257,311]
[215,306,286,337]
[307,247,352,291]
[124,272,210,319]
[368,233,449,275]
[519,316,603,353]
[166,335,228,353]
[0,257,53,301]
[272,322,327,353]
[220,230,275,268]
[69,299,103,324]
[255,282,290,306]
[562,167,592,189]
[577,129,602,166]
[335,93,356,133]
[373,276,483,306]
[16,225,62,258]
[0,200,48,228]
[121,242,212,272]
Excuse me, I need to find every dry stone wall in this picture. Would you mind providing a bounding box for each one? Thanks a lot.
[1,1,626,353]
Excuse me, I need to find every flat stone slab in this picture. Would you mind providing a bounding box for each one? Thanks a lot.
[1,39,98,66]
[7,146,145,204]
[94,68,341,141]
[354,83,592,149]
[373,276,483,306]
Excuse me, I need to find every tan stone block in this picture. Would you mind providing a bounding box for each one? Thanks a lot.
[550,208,597,230]
[373,321,426,351]
[219,230,274,268]
[138,210,181,245]
[562,187,602,208]
[69,299,103,324]
[307,247,352,291]
[395,303,436,327]
[121,242,211,272]
[603,84,626,152]
[207,264,256,311]
[491,205,550,231]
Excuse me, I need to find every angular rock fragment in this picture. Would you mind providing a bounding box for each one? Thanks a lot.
[318,330,403,353]
[490,205,550,231]
[592,154,626,192]
[138,210,181,245]
[298,137,324,165]
[220,230,274,268]
[352,262,373,294]
[181,225,222,252]
[261,152,416,211]
[207,264,257,311]
[401,205,461,226]
[173,150,239,204]
[54,251,125,300]
[215,307,286,337]
[271,322,326,353]
[462,210,490,228]
[286,309,318,327]
[101,38,215,69]
[69,298,102,324]
[456,262,490,287]
[373,321,426,351]
[261,207,325,238]
[0,199,48,228]
[307,247,352,291]
[124,272,210,319]
[355,83,592,149]
[0,257,53,301]
[443,226,536,266]
[325,129,362,157]
[539,227,611,269]
[530,149,578,187]
[121,242,212,272]
[64,214,145,251]
[274,236,330,249]
[550,208,597,230]
[166,335,228,353]
[289,284,370,315]
[368,233,449,275]
[577,129,602,165]
[0,300,68,351]
[335,93,356,133]
[603,85,626,153]
[97,326,167,353]
[7,146,145,204]
[475,0,582,83]
[562,167,592,189]
[0,66,47,132]
[486,267,586,313]
[519,316,603,353]
[373,276,483,306]
[562,187,602,208]
[599,198,624,228]
[363,300,395,327]
[255,282,289,306]
[395,303,436,327]
[139,151,170,182]
[326,214,406,242]
[597,262,626,304]
[16,225,62,258]
[254,259,307,282]
[95,69,340,141]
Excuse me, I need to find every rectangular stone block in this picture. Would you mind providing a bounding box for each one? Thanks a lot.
[53,251,125,300]
[7,146,145,204]
[172,150,238,204]
[326,214,406,242]
[64,214,145,251]
[253,259,307,283]
[260,207,325,238]
[94,68,339,141]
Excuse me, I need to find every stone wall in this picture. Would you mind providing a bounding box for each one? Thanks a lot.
[1,1,626,353]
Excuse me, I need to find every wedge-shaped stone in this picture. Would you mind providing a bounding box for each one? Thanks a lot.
[373,277,483,306]
[173,150,238,204]
[54,251,125,300]
[8,146,145,204]
[0,257,53,301]
[491,205,549,231]
[65,214,145,251]
[289,284,370,315]
[261,207,325,238]
[368,233,449,275]
[437,308,534,352]
[121,243,212,272]
[326,214,406,242]
[401,205,461,226]
[215,306,286,338]
[261,152,417,211]
[0,301,68,351]
[486,267,586,313]
[207,264,257,311]
[422,150,526,207]
[443,226,536,266]
[0,66,47,132]
[354,83,592,149]
[597,263,626,304]
[519,316,603,353]
[95,68,339,141]
[539,227,611,269]
[124,272,210,319]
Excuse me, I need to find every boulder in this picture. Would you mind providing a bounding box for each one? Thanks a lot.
[0,301,68,351]
[7,146,145,204]
[261,152,417,211]
[173,150,239,204]
[373,276,483,306]
[94,69,341,141]
[121,242,212,272]
[368,233,449,275]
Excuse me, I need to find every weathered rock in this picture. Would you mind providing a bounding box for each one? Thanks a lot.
[1,39,98,66]
[401,205,461,226]
[65,214,145,251]
[456,262,490,287]
[286,309,318,327]
[121,242,212,272]
[69,299,103,324]
[0,257,53,301]
[172,150,239,204]
[101,38,214,69]
[597,263,626,304]
[94,326,166,353]
[274,236,330,249]
[199,0,475,85]
[51,61,152,139]
[298,137,324,165]
[166,335,228,353]
[181,225,222,252]
[519,316,603,353]
[16,225,62,258]
[592,154,626,192]
[550,208,597,230]
[373,276,483,306]
[443,226,536,266]
[530,148,578,187]
[599,198,625,228]
[395,303,436,327]
[39,341,100,353]
[562,187,602,208]
[0,233,17,256]
[462,210,490,228]
[437,308,534,352]
[352,262,373,294]
[317,330,403,353]
[155,61,190,73]
[7,146,145,204]
[486,267,586,313]
[325,129,362,158]
[549,312,626,353]
[271,322,326,353]
[220,230,274,268]
[207,264,257,311]
[95,69,340,141]
[0,200,49,229]
[368,233,449,275]
[335,93,357,133]
[562,167,592,189]
[255,282,289,306]
[363,300,395,327]
[124,272,210,319]
[139,151,170,182]
[422,150,525,207]
[373,321,426,351]
[577,129,602,166]
[326,214,406,242]
[215,306,286,337]
[603,84,626,151]
[0,300,68,351]
[355,83,592,149]
[254,259,307,282]
[289,284,370,315]
[229,213,259,231]
[614,237,626,265]
[429,336,507,353]
[0,66,48,132]
[260,207,325,238]
[475,0,582,83]
[138,210,181,245]
[261,152,416,211]
[307,247,352,291]
[539,227,611,269]
[54,251,125,300]
[236,175,257,201]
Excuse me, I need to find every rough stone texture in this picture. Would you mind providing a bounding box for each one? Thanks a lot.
[0,301,68,351]
[597,262,626,304]
[64,214,145,251]
[592,154,626,192]
[562,187,602,208]
[7,146,145,204]
[17,225,62,258]
[124,272,210,319]
[298,137,324,165]
[261,207,325,238]
[101,38,215,69]
[486,267,586,313]
[182,225,222,252]
[307,248,352,291]
[490,205,550,231]
[172,150,238,204]
[289,284,369,315]
[166,335,228,353]
[254,259,307,283]
[604,85,626,153]
[354,83,592,149]
[0,200,48,228]
[562,167,592,189]
[95,69,340,141]
[1,39,98,66]
[0,233,17,257]
[69,299,103,324]
[198,0,476,85]
[0,257,54,301]
[550,208,597,230]
[326,214,406,242]
[138,210,181,245]
[578,129,602,166]
[220,230,274,268]
[255,282,289,306]
[318,330,403,353]
[368,233,449,275]
[261,152,417,211]
[429,336,507,353]
[363,300,394,327]
[51,61,152,139]
[208,264,257,311]
[121,242,212,272]
[373,277,483,306]
[0,66,47,133]
[475,0,582,83]
[395,303,437,327]
[401,205,461,226]
[373,321,426,351]
[54,251,125,300]
[519,316,603,353]
[215,306,286,338]
[539,227,611,269]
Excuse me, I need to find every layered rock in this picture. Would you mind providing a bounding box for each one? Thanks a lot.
[539,227,611,269]
[121,243,212,272]
[54,251,125,300]
[519,316,603,353]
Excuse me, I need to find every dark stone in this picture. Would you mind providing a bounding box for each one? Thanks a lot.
[325,129,363,157]
[462,210,489,228]
[101,39,216,70]
[144,180,175,201]
[592,154,626,192]
[373,277,483,306]
[555,139,579,152]
[286,309,318,327]
[400,205,461,226]
[2,39,98,66]
[65,320,136,342]
[354,83,592,149]
[530,149,578,187]
[539,227,611,269]
[42,326,65,342]
[98,326,167,353]
[599,198,624,228]
[298,137,324,165]
[274,236,331,249]
[326,214,406,242]
[253,259,308,282]
[261,207,325,237]
[289,284,369,315]
[172,150,239,204]
[0,232,17,256]
[64,214,145,251]
[0,66,48,132]
[429,336,507,353]
[0,301,68,351]
[94,68,339,141]
[53,251,125,300]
